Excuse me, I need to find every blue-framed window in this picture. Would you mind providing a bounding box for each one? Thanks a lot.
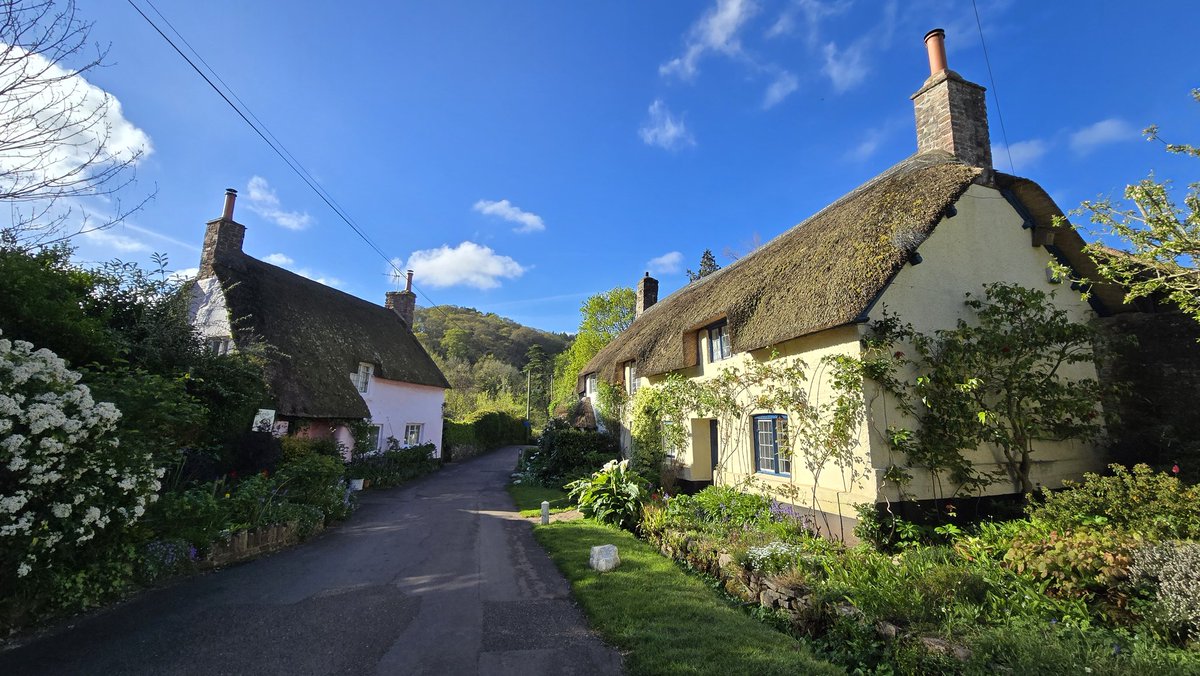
[708,322,731,362]
[753,414,789,476]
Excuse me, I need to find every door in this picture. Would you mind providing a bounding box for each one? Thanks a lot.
[709,419,719,476]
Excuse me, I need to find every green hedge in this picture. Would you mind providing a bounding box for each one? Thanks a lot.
[442,410,529,461]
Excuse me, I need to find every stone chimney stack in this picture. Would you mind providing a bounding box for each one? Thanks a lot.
[911,28,992,170]
[385,269,417,327]
[636,272,658,318]
[199,188,246,278]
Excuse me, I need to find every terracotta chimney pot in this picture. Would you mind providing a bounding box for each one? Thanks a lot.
[222,188,238,221]
[924,28,947,75]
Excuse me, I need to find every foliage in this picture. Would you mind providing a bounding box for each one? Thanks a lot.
[0,0,152,248]
[441,410,528,460]
[565,459,651,530]
[1005,528,1142,612]
[1029,464,1200,540]
[0,333,162,589]
[550,287,635,413]
[686,248,722,283]
[1064,89,1200,325]
[870,282,1106,496]
[279,435,343,463]
[520,419,620,486]
[272,453,351,523]
[1130,541,1200,644]
[344,441,438,488]
[533,519,840,676]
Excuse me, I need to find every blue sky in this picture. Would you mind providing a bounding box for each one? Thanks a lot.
[55,1,1200,333]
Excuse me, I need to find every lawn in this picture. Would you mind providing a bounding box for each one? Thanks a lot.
[507,482,574,517]
[533,519,841,676]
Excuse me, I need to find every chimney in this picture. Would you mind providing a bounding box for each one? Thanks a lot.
[385,269,417,327]
[636,272,658,318]
[911,28,992,170]
[199,188,246,278]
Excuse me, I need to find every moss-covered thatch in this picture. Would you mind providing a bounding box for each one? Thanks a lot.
[585,151,1132,386]
[584,152,983,383]
[210,253,449,419]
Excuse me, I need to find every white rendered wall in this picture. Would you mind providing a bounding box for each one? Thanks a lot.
[188,277,233,342]
[360,376,446,458]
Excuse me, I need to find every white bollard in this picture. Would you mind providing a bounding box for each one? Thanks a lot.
[540,500,550,525]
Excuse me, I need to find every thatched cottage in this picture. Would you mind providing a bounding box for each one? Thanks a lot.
[188,190,449,457]
[579,29,1134,538]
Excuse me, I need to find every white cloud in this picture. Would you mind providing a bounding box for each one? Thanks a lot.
[472,199,546,234]
[660,0,758,80]
[292,269,343,288]
[995,139,1048,170]
[263,252,295,266]
[821,40,868,92]
[397,241,526,290]
[847,128,886,162]
[767,0,850,46]
[0,45,152,199]
[168,267,199,283]
[647,251,684,275]
[79,228,149,253]
[245,176,312,230]
[639,100,695,150]
[763,71,799,109]
[1070,119,1136,155]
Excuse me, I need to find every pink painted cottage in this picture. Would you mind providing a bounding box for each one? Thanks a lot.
[188,189,449,457]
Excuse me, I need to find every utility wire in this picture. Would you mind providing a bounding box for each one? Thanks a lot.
[127,0,463,328]
[971,0,1015,173]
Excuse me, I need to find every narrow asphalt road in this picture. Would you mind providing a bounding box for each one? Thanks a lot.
[0,446,624,676]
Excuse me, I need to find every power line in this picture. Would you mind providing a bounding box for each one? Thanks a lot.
[127,0,461,324]
[971,0,1015,174]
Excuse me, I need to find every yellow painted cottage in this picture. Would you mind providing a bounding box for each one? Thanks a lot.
[578,30,1129,539]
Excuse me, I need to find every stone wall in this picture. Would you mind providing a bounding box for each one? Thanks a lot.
[201,521,322,568]
[1095,311,1200,473]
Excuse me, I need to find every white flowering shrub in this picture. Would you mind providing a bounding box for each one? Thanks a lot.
[0,332,162,585]
[1130,541,1200,644]
[745,541,806,574]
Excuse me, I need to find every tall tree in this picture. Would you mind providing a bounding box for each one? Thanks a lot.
[0,0,152,249]
[550,287,635,413]
[686,249,721,282]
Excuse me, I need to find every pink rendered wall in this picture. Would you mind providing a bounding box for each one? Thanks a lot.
[360,377,446,457]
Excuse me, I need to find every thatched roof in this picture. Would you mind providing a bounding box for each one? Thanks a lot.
[210,252,449,419]
[583,151,1124,386]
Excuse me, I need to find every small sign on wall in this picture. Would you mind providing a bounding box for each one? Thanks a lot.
[251,409,276,432]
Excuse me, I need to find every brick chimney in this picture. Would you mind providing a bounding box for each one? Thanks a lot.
[911,28,992,170]
[385,269,417,327]
[636,272,658,318]
[199,188,246,278]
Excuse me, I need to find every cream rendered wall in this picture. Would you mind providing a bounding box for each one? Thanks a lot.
[867,182,1105,501]
[639,325,874,532]
[359,376,446,458]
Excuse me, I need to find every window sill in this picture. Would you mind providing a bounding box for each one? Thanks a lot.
[755,470,791,478]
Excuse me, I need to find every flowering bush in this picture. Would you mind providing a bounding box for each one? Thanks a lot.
[565,459,650,530]
[0,333,162,586]
[1130,541,1200,644]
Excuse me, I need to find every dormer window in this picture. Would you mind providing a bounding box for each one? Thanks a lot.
[206,336,232,356]
[625,362,639,395]
[353,362,373,393]
[708,322,731,362]
[585,373,597,394]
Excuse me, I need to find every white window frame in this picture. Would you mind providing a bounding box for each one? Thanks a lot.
[626,362,639,395]
[707,322,731,363]
[404,423,423,446]
[585,373,597,394]
[206,336,232,356]
[354,362,374,393]
[366,424,382,453]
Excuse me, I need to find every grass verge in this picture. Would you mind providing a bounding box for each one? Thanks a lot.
[507,483,573,517]
[533,519,841,676]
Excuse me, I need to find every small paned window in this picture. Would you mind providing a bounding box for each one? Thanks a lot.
[626,363,639,395]
[404,423,423,446]
[708,323,731,362]
[366,425,381,453]
[354,363,373,393]
[586,373,597,394]
[753,414,790,476]
[206,336,231,356]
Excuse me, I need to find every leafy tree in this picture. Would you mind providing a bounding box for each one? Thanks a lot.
[686,249,722,282]
[440,327,472,362]
[550,287,635,412]
[0,0,152,249]
[871,283,1106,496]
[1068,89,1200,324]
